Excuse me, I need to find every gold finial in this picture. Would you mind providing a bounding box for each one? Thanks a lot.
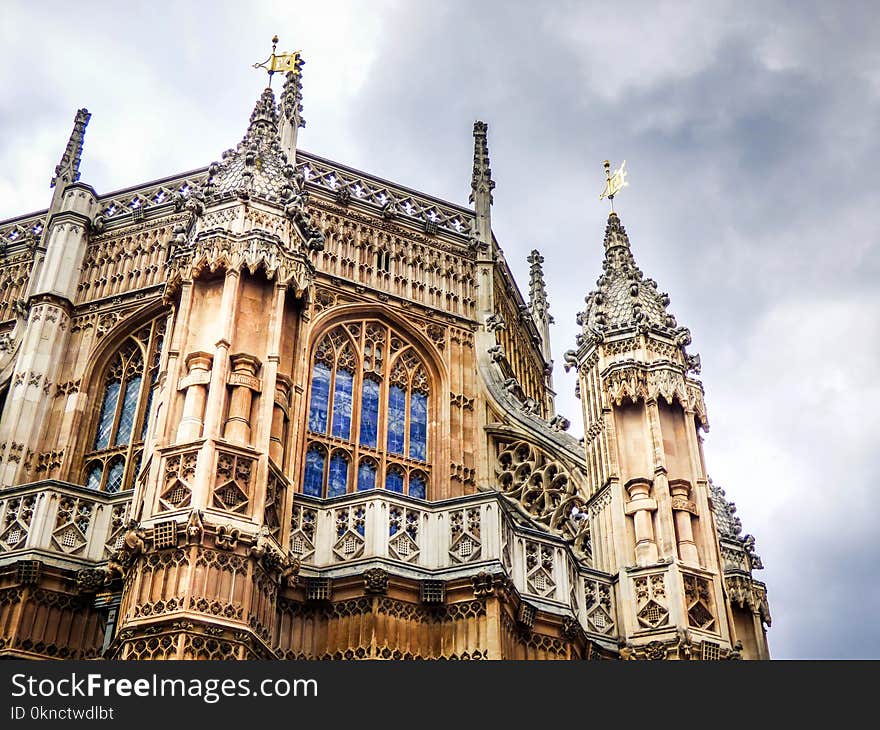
[253,35,302,87]
[599,159,628,212]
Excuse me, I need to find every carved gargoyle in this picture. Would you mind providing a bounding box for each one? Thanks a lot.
[501,377,521,399]
[485,313,505,333]
[563,349,578,373]
[549,414,570,432]
[105,519,146,582]
[121,520,146,559]
[488,344,506,363]
[280,556,301,588]
[185,509,203,544]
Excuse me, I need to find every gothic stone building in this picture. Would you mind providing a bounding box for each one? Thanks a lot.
[0,65,770,660]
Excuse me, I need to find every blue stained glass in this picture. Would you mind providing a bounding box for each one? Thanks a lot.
[93,381,121,450]
[114,375,142,446]
[85,463,103,491]
[386,468,404,493]
[357,460,377,491]
[303,447,325,496]
[308,363,331,433]
[331,369,354,440]
[387,385,406,454]
[106,459,125,493]
[409,392,428,461]
[328,453,349,497]
[409,473,427,500]
[359,378,380,448]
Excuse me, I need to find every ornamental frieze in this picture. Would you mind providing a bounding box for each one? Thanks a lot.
[165,229,314,297]
[602,359,707,425]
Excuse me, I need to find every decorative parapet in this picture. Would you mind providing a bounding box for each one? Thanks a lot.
[1,146,474,246]
[289,489,613,641]
[297,153,473,238]
[0,481,131,568]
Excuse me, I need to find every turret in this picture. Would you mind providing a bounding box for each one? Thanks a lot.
[569,169,764,657]
[111,77,316,659]
[0,108,99,487]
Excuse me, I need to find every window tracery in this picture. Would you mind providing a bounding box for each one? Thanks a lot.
[303,319,432,499]
[83,317,164,492]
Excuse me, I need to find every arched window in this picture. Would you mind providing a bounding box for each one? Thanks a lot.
[303,319,432,499]
[83,317,164,492]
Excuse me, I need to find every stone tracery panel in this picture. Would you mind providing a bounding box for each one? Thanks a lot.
[494,440,589,558]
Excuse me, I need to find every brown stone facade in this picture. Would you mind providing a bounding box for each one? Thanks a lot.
[0,67,769,660]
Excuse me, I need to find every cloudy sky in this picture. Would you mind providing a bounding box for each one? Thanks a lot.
[2,1,878,658]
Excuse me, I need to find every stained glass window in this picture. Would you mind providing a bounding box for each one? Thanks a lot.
[93,381,121,450]
[139,387,154,442]
[359,377,380,448]
[331,369,354,439]
[387,385,406,455]
[114,375,142,447]
[308,362,331,433]
[357,460,377,491]
[303,446,325,497]
[106,458,125,494]
[84,317,164,493]
[409,391,428,461]
[410,472,427,500]
[85,463,103,492]
[386,466,405,494]
[328,452,349,497]
[303,322,432,499]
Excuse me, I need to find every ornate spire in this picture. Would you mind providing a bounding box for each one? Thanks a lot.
[51,108,90,189]
[280,66,305,130]
[245,87,280,143]
[279,59,305,160]
[202,86,301,206]
[469,120,495,205]
[527,248,554,368]
[578,211,693,351]
[527,249,551,322]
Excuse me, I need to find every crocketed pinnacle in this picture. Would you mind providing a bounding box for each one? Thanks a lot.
[205,86,300,205]
[527,249,550,320]
[579,212,691,345]
[280,64,306,130]
[469,120,495,205]
[51,108,91,189]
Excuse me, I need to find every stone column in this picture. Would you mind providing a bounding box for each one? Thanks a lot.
[669,479,700,565]
[224,354,261,444]
[270,375,292,466]
[624,477,658,566]
[176,352,213,442]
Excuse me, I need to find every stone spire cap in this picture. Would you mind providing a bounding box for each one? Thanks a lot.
[579,212,691,346]
[204,86,301,205]
[51,108,91,188]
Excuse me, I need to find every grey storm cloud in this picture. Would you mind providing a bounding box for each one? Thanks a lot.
[1,0,878,657]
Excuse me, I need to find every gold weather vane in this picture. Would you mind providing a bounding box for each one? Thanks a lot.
[253,35,302,86]
[599,159,628,212]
